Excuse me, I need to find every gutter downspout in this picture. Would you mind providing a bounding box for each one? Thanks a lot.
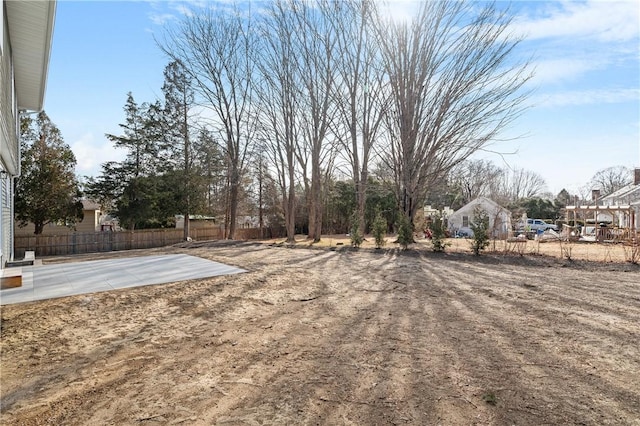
[10,136,19,262]
[10,111,27,263]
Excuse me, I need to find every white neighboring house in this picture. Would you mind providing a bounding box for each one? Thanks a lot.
[599,168,640,231]
[448,197,512,239]
[1,1,56,267]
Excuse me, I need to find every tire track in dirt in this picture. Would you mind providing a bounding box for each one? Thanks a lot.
[200,250,401,424]
[417,256,640,425]
[2,244,639,425]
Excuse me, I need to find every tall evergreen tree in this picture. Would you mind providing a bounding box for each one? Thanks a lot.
[106,93,153,178]
[89,93,172,230]
[162,60,196,240]
[193,129,227,220]
[16,112,83,235]
[84,161,128,217]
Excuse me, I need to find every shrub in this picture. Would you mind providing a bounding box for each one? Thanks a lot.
[349,211,364,248]
[470,207,490,256]
[559,237,573,260]
[396,213,413,250]
[623,239,640,264]
[430,213,449,252]
[372,212,387,249]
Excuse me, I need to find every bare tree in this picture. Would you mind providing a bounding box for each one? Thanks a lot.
[375,1,531,226]
[498,167,548,202]
[589,166,631,196]
[255,0,302,243]
[293,0,339,242]
[331,0,387,236]
[158,5,256,239]
[450,159,503,205]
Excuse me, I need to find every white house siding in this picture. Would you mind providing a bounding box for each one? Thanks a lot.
[599,170,640,231]
[0,9,18,265]
[0,1,56,266]
[1,176,11,265]
[448,197,512,239]
[1,12,19,177]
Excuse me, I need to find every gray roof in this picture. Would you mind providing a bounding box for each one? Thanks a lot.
[601,183,640,203]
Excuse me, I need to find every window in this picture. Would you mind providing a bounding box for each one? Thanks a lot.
[462,215,469,227]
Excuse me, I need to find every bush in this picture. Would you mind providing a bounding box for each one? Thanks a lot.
[349,211,364,248]
[372,212,387,249]
[470,207,490,256]
[430,214,449,252]
[623,240,640,264]
[396,213,413,250]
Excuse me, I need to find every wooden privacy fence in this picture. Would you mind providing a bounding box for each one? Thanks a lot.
[14,227,284,258]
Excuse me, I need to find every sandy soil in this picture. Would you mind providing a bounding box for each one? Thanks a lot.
[1,239,639,425]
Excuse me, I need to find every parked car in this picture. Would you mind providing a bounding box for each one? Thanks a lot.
[517,219,559,233]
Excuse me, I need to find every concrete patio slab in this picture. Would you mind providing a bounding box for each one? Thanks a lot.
[0,254,246,305]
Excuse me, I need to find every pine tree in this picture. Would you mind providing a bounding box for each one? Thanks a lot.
[193,129,227,220]
[430,213,448,252]
[470,207,490,255]
[92,93,173,230]
[162,60,196,240]
[372,212,387,249]
[349,211,364,248]
[106,93,154,178]
[396,214,413,250]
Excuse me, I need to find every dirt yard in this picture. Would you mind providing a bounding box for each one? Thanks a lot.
[1,239,639,425]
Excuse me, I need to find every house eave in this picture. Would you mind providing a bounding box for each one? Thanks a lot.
[5,0,57,112]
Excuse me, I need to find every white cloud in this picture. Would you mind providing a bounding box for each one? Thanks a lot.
[170,3,196,18]
[512,2,639,89]
[148,13,176,26]
[531,57,604,85]
[70,133,127,177]
[533,88,640,107]
[514,0,640,43]
[146,0,209,26]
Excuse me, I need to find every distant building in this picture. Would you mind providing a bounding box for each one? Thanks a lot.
[601,169,640,208]
[584,167,640,232]
[175,214,217,230]
[15,200,102,235]
[1,1,56,266]
[175,214,265,230]
[448,197,512,239]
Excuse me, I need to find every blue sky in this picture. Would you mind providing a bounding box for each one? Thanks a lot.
[44,0,640,197]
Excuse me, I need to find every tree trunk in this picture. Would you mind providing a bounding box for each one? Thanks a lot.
[258,163,264,238]
[308,198,316,241]
[286,168,296,243]
[310,158,322,243]
[228,164,240,240]
[357,170,367,236]
[183,203,190,241]
[228,183,238,240]
[182,89,191,242]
